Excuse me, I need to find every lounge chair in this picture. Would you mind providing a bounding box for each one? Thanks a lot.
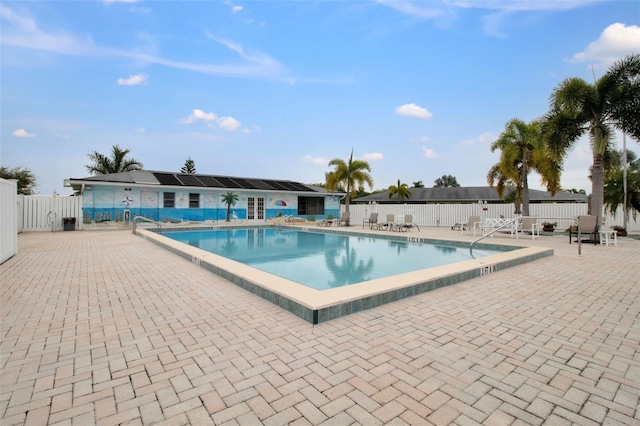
[569,215,598,245]
[374,214,395,231]
[362,212,378,229]
[338,211,351,226]
[395,214,420,232]
[518,217,539,240]
[317,216,334,227]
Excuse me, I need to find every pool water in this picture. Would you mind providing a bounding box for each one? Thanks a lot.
[162,227,500,290]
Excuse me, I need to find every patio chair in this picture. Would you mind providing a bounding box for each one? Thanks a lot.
[338,211,351,226]
[374,214,395,231]
[569,215,599,245]
[464,215,481,235]
[518,217,539,240]
[317,216,334,227]
[397,214,420,232]
[362,212,378,229]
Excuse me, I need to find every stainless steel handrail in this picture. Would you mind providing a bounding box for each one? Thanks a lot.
[469,217,521,257]
[132,216,162,234]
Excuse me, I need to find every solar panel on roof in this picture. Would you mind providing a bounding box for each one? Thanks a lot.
[153,173,182,186]
[287,182,314,192]
[267,180,289,190]
[215,177,243,188]
[197,176,224,188]
[232,178,259,189]
[177,174,205,186]
[246,179,274,190]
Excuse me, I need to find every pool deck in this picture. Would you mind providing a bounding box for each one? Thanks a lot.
[1,226,639,425]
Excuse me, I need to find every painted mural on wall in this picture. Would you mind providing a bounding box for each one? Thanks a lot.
[81,184,339,225]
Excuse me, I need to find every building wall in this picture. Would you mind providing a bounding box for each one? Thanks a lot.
[81,184,340,223]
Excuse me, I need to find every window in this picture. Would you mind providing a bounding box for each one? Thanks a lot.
[298,196,324,215]
[163,192,175,208]
[189,193,199,208]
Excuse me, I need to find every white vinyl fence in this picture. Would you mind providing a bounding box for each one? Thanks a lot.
[346,203,640,232]
[1,178,18,263]
[18,194,83,232]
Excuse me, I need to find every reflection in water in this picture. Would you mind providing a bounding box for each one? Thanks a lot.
[388,240,409,254]
[434,245,456,255]
[220,230,238,255]
[324,237,374,287]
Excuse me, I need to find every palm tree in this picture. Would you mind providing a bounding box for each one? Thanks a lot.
[0,166,37,195]
[221,192,239,222]
[388,179,412,202]
[490,118,560,215]
[85,145,144,175]
[326,149,374,213]
[543,53,640,217]
[412,180,425,188]
[181,157,196,174]
[433,175,460,188]
[604,149,640,219]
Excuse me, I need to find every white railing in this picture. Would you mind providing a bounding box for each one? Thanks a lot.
[346,203,639,232]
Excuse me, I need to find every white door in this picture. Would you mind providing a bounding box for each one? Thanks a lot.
[247,196,265,221]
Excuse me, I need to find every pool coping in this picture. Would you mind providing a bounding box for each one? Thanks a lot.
[135,226,553,324]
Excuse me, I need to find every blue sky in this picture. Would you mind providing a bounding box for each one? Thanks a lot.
[1,1,639,195]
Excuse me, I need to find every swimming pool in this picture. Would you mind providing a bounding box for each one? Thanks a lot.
[161,227,502,290]
[135,225,553,324]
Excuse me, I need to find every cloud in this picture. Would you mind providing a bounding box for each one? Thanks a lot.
[569,23,640,69]
[301,155,327,165]
[117,73,147,85]
[363,152,384,161]
[421,146,438,159]
[376,0,444,19]
[0,6,284,80]
[395,103,433,119]
[180,109,243,132]
[463,132,495,145]
[12,129,36,138]
[232,5,244,13]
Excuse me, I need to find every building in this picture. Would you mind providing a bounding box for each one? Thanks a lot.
[64,170,341,224]
[353,186,587,204]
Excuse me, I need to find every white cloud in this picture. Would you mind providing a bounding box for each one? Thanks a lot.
[569,23,640,69]
[376,0,444,19]
[301,155,327,165]
[463,132,495,145]
[421,146,438,159]
[0,6,284,80]
[12,129,36,138]
[363,152,384,161]
[217,116,241,132]
[395,103,433,119]
[232,5,244,13]
[117,73,147,85]
[180,109,243,132]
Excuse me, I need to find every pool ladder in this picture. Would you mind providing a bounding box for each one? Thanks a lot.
[132,216,163,234]
[469,217,520,257]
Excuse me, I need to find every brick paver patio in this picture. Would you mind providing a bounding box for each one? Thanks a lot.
[1,228,639,425]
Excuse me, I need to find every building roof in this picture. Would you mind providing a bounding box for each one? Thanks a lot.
[353,186,587,204]
[65,170,327,193]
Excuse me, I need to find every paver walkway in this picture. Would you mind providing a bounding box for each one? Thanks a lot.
[1,228,639,425]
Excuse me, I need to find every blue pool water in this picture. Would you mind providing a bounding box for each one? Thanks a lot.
[162,227,501,290]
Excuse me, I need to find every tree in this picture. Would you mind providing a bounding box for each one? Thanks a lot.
[85,145,144,175]
[604,149,640,219]
[0,166,37,195]
[388,179,412,202]
[489,118,560,215]
[433,175,460,188]
[221,192,239,222]
[181,157,196,174]
[543,53,640,217]
[326,149,374,214]
[412,180,424,188]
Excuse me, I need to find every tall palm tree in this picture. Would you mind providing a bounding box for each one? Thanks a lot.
[85,145,144,175]
[490,118,560,215]
[388,179,412,202]
[326,149,374,213]
[543,53,640,217]
[412,180,425,188]
[221,192,239,222]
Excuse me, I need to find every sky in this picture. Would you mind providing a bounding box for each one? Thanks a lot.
[1,1,639,196]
